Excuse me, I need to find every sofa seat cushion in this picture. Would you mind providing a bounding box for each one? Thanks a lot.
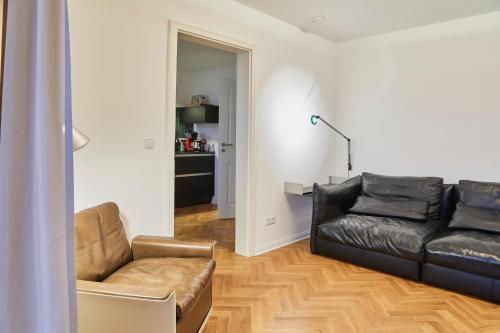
[425,231,500,279]
[103,257,215,319]
[318,214,441,262]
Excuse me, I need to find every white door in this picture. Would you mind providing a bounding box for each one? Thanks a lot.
[218,79,236,219]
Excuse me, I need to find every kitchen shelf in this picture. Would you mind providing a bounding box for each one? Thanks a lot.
[179,104,219,124]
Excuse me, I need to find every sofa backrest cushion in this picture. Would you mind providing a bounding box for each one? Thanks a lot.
[449,203,500,233]
[349,196,429,221]
[448,180,500,233]
[74,202,133,281]
[458,180,500,210]
[361,172,444,219]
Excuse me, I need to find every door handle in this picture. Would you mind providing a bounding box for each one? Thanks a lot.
[221,143,233,147]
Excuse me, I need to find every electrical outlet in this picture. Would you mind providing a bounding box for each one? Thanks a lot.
[144,138,154,150]
[265,216,276,226]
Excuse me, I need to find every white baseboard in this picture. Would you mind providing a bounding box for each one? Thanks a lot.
[254,230,310,256]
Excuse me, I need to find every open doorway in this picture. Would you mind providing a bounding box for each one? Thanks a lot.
[166,22,255,257]
[174,38,237,251]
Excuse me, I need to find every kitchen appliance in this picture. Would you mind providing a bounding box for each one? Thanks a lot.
[190,95,208,106]
[192,140,201,152]
[184,136,192,151]
[179,105,219,124]
[200,138,207,152]
[185,130,198,140]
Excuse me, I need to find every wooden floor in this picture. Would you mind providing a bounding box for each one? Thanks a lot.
[175,204,500,333]
[175,204,235,251]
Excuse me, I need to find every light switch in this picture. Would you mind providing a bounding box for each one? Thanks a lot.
[144,138,154,150]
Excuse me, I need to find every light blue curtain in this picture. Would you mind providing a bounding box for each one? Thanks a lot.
[0,1,76,332]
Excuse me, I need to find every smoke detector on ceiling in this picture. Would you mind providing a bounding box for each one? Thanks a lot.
[311,16,326,24]
[301,16,326,33]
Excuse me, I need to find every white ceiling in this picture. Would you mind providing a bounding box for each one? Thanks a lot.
[177,39,236,72]
[234,0,500,42]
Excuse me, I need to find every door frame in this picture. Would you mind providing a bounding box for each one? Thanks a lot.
[217,78,237,219]
[165,20,256,257]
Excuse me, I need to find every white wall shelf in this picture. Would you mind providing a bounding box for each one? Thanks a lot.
[284,177,348,197]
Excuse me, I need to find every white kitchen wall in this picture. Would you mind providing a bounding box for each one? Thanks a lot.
[69,0,336,252]
[334,11,500,184]
[177,64,236,106]
[176,64,237,203]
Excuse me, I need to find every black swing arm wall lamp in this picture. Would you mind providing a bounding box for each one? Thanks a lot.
[311,115,352,177]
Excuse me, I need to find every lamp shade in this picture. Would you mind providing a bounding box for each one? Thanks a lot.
[311,115,319,125]
[72,127,89,152]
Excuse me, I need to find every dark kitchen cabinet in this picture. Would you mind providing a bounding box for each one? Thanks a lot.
[175,153,215,207]
[179,104,219,124]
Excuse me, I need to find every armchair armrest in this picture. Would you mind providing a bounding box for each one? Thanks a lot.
[77,280,173,301]
[131,236,216,260]
[311,176,361,253]
[77,280,176,333]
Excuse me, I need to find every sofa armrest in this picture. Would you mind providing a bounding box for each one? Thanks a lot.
[131,236,216,260]
[77,280,176,333]
[311,176,361,253]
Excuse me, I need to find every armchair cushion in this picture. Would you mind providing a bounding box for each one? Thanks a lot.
[131,236,216,260]
[75,202,132,281]
[103,257,215,319]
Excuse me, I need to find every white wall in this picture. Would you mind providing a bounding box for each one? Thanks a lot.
[175,69,195,108]
[334,11,500,184]
[176,64,236,106]
[176,64,237,203]
[69,0,336,252]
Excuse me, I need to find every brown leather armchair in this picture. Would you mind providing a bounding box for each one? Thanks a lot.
[75,202,216,333]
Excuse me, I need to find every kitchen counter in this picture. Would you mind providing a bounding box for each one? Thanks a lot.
[174,152,215,207]
[175,151,215,157]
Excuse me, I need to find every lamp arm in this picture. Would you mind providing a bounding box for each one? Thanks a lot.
[348,139,352,171]
[316,115,353,174]
[316,116,350,141]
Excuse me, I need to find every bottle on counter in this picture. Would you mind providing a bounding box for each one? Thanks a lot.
[179,138,185,152]
[200,138,207,152]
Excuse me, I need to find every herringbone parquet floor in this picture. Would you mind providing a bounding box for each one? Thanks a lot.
[175,204,500,333]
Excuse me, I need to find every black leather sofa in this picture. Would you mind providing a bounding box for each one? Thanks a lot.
[311,173,500,302]
[422,180,500,302]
